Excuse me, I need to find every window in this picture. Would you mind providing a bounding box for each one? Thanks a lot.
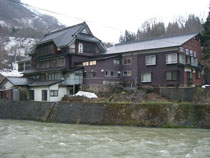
[90,61,96,66]
[179,54,185,64]
[123,58,132,65]
[194,51,197,57]
[78,43,83,53]
[25,62,31,70]
[196,70,201,79]
[179,47,184,52]
[186,49,189,55]
[145,55,156,65]
[113,59,120,65]
[141,72,151,82]
[186,56,191,64]
[29,90,34,100]
[191,57,198,66]
[190,50,193,56]
[85,71,96,78]
[50,90,58,97]
[166,71,177,81]
[83,62,89,66]
[105,70,117,77]
[123,70,132,76]
[166,53,177,64]
[42,90,47,101]
[57,58,65,67]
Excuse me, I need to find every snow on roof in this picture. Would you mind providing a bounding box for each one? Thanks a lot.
[105,33,198,54]
[0,70,22,77]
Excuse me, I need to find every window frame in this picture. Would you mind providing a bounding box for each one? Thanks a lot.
[113,59,120,65]
[105,70,117,77]
[141,72,152,83]
[166,53,177,64]
[179,53,185,64]
[89,61,96,66]
[123,58,132,65]
[50,90,58,97]
[145,55,156,66]
[123,70,132,77]
[166,71,178,81]
[78,43,83,54]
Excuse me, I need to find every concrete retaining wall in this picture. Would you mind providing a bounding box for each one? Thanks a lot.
[158,87,195,102]
[0,101,210,128]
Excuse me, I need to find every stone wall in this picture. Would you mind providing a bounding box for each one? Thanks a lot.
[158,87,195,102]
[0,100,210,128]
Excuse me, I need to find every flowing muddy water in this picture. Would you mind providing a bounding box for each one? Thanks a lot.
[0,119,210,158]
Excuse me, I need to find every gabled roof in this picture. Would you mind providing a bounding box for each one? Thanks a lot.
[5,77,33,86]
[39,22,87,47]
[105,33,198,54]
[27,22,105,55]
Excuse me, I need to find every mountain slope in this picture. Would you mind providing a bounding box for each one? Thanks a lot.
[0,0,65,71]
[0,0,65,37]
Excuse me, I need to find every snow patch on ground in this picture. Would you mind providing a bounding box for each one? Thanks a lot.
[0,20,11,28]
[74,91,98,98]
[3,37,38,56]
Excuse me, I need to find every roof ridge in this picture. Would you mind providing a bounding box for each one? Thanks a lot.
[115,32,198,46]
[44,22,86,37]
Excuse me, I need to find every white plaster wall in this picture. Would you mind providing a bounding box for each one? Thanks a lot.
[29,86,49,102]
[4,81,13,89]
[29,84,68,102]
[49,85,67,102]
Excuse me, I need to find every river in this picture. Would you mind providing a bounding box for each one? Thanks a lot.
[0,119,210,158]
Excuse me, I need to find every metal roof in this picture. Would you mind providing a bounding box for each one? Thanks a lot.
[29,80,63,87]
[7,77,33,86]
[38,22,86,47]
[105,33,198,54]
[26,22,106,55]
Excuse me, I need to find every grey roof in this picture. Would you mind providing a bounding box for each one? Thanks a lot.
[29,80,63,87]
[26,22,106,55]
[106,33,198,54]
[7,77,33,86]
[38,22,86,47]
[18,57,32,63]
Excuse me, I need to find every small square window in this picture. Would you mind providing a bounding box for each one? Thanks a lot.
[50,90,58,97]
[90,61,96,66]
[145,55,156,65]
[141,72,151,82]
[123,58,132,65]
[113,59,120,65]
[83,62,89,66]
[123,70,132,76]
[166,53,177,64]
[166,71,177,81]
[179,47,184,52]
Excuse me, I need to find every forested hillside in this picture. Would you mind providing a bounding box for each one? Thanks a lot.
[119,15,203,43]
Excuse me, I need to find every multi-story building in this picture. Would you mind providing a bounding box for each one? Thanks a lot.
[16,22,106,101]
[0,22,203,102]
[83,33,203,87]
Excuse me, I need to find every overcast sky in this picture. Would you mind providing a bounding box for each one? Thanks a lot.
[21,0,210,43]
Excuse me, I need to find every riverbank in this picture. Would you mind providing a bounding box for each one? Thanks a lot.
[0,100,210,128]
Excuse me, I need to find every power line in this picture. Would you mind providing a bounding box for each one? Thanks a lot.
[8,0,122,32]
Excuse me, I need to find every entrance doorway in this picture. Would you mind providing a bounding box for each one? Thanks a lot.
[42,90,47,101]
